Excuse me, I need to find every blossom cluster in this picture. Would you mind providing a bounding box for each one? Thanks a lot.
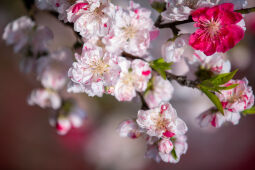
[118,103,188,163]
[198,78,254,128]
[3,0,255,165]
[3,16,86,135]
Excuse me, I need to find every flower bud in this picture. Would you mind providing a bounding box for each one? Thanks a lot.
[158,139,173,154]
[118,119,140,139]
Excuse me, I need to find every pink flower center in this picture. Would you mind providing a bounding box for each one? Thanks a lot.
[204,19,221,38]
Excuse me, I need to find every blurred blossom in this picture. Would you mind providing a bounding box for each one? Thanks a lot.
[28,88,61,110]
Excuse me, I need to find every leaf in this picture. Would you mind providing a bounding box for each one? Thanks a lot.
[217,84,239,90]
[150,58,172,80]
[151,2,166,13]
[243,106,255,115]
[171,148,178,161]
[200,86,224,114]
[209,69,238,85]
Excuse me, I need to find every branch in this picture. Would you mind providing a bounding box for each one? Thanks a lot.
[138,92,149,110]
[155,7,255,31]
[121,52,199,89]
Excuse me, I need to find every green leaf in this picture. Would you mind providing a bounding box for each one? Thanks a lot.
[243,106,255,115]
[171,148,178,161]
[151,2,166,13]
[200,86,224,114]
[150,58,172,80]
[217,84,239,90]
[209,69,238,85]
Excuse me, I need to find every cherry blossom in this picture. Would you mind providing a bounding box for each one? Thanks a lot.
[2,16,53,55]
[36,48,73,90]
[103,1,154,57]
[189,50,231,74]
[159,135,188,163]
[68,44,120,97]
[28,88,61,110]
[217,78,254,113]
[67,0,114,40]
[3,16,35,53]
[144,76,174,108]
[49,104,87,135]
[189,3,245,56]
[114,57,151,101]
[161,0,216,23]
[35,0,74,22]
[197,108,241,128]
[118,119,141,139]
[158,138,174,154]
[136,103,187,138]
[161,34,190,63]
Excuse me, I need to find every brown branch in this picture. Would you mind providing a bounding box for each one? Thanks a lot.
[121,52,199,89]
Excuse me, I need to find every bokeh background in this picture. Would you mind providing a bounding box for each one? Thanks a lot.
[1,0,255,169]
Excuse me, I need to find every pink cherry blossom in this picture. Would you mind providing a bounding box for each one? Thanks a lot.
[189,3,245,56]
[114,57,151,101]
[136,103,187,138]
[217,78,254,113]
[144,76,174,108]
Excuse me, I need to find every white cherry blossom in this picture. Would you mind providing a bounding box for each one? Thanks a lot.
[68,44,120,97]
[117,119,141,139]
[144,76,174,108]
[162,34,190,63]
[197,108,241,128]
[136,103,187,138]
[217,78,254,113]
[159,134,188,163]
[161,0,216,23]
[37,48,73,90]
[67,0,114,40]
[103,1,154,56]
[28,88,61,110]
[114,57,151,101]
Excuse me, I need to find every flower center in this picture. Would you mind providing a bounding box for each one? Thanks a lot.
[89,57,109,75]
[123,25,137,40]
[122,72,135,86]
[152,114,169,131]
[206,19,221,38]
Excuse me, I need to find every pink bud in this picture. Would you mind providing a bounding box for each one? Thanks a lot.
[118,119,140,139]
[56,118,71,135]
[158,139,173,154]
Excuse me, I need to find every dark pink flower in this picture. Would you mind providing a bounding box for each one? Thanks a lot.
[189,3,244,56]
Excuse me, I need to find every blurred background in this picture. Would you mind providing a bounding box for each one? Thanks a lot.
[1,0,255,169]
